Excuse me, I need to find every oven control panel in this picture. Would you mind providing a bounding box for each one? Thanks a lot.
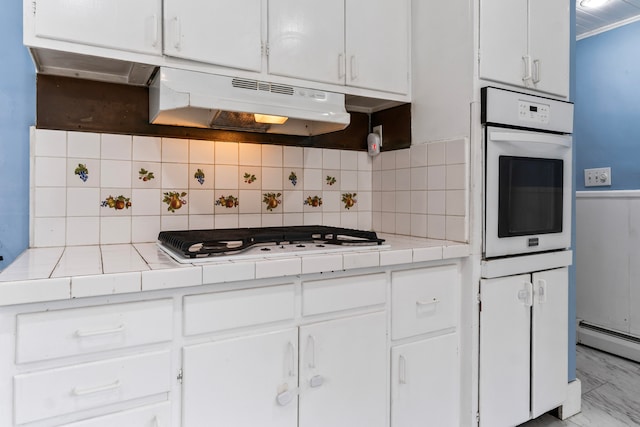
[518,100,550,124]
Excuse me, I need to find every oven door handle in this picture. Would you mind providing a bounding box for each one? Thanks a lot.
[489,131,571,148]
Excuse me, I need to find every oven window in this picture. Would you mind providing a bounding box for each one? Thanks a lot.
[498,156,563,237]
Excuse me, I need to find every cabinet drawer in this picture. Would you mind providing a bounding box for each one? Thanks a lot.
[183,284,295,336]
[391,266,458,340]
[302,273,386,316]
[61,402,171,426]
[16,299,173,364]
[14,351,171,425]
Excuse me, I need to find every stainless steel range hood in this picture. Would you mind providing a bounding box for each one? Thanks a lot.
[149,67,350,136]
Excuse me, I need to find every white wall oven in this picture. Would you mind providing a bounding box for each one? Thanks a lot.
[482,87,574,259]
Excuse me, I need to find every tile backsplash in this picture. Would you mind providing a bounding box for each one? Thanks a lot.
[29,128,468,247]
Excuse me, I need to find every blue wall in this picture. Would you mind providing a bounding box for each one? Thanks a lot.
[575,20,640,191]
[0,1,35,269]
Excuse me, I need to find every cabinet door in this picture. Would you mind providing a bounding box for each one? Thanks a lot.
[345,0,409,94]
[391,334,459,427]
[164,0,262,72]
[182,329,298,427]
[299,312,387,427]
[531,267,568,418]
[479,274,532,427]
[33,0,161,55]
[268,0,345,85]
[478,0,528,88]
[529,0,570,97]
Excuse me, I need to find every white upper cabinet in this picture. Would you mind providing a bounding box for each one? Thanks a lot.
[163,0,263,72]
[479,0,569,97]
[345,0,409,94]
[32,0,162,55]
[268,0,345,85]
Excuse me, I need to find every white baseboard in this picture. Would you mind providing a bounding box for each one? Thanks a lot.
[577,323,640,363]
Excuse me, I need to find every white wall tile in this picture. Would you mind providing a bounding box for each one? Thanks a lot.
[411,214,428,237]
[284,168,303,190]
[101,134,132,160]
[34,129,66,157]
[283,213,304,226]
[283,146,303,167]
[215,214,239,229]
[446,164,466,190]
[395,168,410,191]
[395,149,411,169]
[357,191,372,211]
[446,216,467,242]
[261,213,283,227]
[239,143,262,166]
[372,191,382,212]
[32,217,66,247]
[303,168,322,190]
[372,154,382,171]
[381,212,396,234]
[161,214,189,231]
[357,171,372,191]
[161,163,188,189]
[411,190,428,214]
[239,214,262,228]
[262,144,283,167]
[101,160,132,188]
[323,212,341,227]
[357,152,372,171]
[67,187,100,217]
[381,170,396,191]
[303,147,323,168]
[427,165,446,190]
[262,167,283,189]
[372,170,382,192]
[427,141,446,166]
[340,151,358,170]
[162,138,189,163]
[340,170,358,191]
[381,192,396,213]
[340,211,358,229]
[446,138,467,164]
[216,141,239,165]
[132,189,162,216]
[283,191,303,213]
[100,217,131,244]
[446,190,466,216]
[215,165,239,189]
[35,187,66,217]
[323,149,341,169]
[99,189,133,217]
[132,216,160,242]
[160,190,189,216]
[381,151,396,170]
[395,213,411,235]
[68,132,101,159]
[133,136,162,162]
[239,190,262,214]
[410,144,428,168]
[357,211,372,230]
[304,212,322,225]
[239,166,261,189]
[255,257,301,279]
[189,139,215,164]
[428,215,446,240]
[428,191,446,215]
[35,157,67,187]
[66,217,99,246]
[188,190,214,215]
[411,167,428,191]
[189,215,215,230]
[322,191,341,212]
[395,190,411,214]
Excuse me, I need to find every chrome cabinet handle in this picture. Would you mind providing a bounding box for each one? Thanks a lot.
[72,379,121,396]
[75,324,125,338]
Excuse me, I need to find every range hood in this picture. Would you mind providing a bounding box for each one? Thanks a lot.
[149,67,351,136]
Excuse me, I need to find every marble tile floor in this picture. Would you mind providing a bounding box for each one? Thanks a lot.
[520,344,640,427]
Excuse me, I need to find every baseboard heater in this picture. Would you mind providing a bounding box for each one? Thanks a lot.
[577,320,640,363]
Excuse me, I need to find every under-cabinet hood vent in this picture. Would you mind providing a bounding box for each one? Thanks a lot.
[150,68,350,136]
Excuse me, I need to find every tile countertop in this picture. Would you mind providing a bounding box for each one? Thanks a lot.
[0,234,469,307]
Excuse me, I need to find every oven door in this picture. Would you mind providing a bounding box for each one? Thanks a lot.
[484,126,572,258]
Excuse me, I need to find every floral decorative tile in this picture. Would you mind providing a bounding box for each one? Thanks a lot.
[325,175,337,186]
[74,163,89,182]
[132,162,160,189]
[215,194,239,211]
[341,192,358,210]
[193,168,206,185]
[239,166,260,189]
[243,172,257,184]
[304,195,323,209]
[287,171,299,187]
[67,158,100,188]
[163,191,188,213]
[101,195,131,210]
[263,192,282,212]
[138,167,155,182]
[189,164,214,189]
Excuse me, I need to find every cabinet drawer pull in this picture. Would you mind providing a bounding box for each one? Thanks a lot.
[150,14,159,48]
[522,55,532,83]
[338,54,345,79]
[532,59,541,84]
[74,324,125,338]
[306,335,317,369]
[153,415,161,427]
[173,17,181,50]
[286,342,295,377]
[416,298,439,307]
[399,354,407,385]
[72,379,121,396]
[350,55,358,80]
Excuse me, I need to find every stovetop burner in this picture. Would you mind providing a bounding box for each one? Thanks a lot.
[157,226,385,259]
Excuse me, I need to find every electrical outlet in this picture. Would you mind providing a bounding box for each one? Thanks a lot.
[584,167,611,187]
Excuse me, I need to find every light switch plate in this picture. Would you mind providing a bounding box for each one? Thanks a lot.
[584,167,611,187]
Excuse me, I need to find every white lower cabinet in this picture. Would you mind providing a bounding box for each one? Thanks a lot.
[182,328,298,426]
[391,334,459,427]
[299,312,387,427]
[479,267,568,427]
[60,402,171,427]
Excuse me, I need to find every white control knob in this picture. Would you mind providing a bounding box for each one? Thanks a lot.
[599,172,608,183]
